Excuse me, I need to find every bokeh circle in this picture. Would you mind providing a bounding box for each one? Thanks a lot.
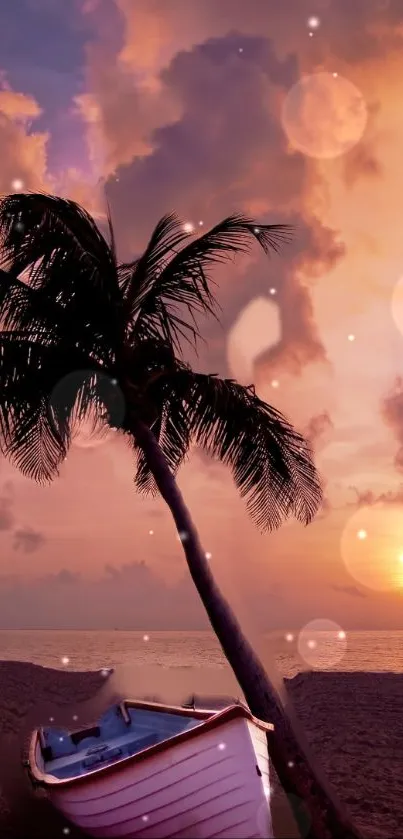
[281,72,368,160]
[298,618,347,669]
[49,370,126,450]
[341,504,403,591]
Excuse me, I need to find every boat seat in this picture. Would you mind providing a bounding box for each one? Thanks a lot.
[41,727,76,760]
[71,725,101,746]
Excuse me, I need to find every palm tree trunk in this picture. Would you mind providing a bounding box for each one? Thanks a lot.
[133,420,363,839]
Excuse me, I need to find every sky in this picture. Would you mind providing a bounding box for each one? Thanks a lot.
[1,0,403,632]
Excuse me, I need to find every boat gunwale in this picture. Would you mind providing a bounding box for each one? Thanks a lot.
[28,699,274,790]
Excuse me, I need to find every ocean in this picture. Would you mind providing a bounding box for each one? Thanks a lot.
[0,629,402,679]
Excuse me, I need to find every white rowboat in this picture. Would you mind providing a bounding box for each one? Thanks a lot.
[28,698,274,838]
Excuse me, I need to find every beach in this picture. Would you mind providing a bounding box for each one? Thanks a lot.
[0,662,402,838]
[0,661,118,839]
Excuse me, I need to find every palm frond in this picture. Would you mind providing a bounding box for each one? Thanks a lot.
[135,400,191,494]
[6,399,66,483]
[0,333,115,481]
[136,367,322,530]
[105,200,117,266]
[122,213,197,348]
[0,267,115,367]
[0,335,68,480]
[0,192,122,346]
[0,267,58,339]
[127,214,292,352]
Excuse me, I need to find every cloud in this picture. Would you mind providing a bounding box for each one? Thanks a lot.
[304,411,333,447]
[0,494,14,531]
[348,484,403,507]
[0,561,207,629]
[331,584,368,599]
[13,527,45,553]
[298,413,333,518]
[0,482,48,551]
[0,555,288,630]
[0,82,51,193]
[77,0,403,186]
[0,554,390,629]
[86,0,403,92]
[380,378,403,471]
[98,32,343,386]
[0,71,103,214]
[75,0,179,175]
[342,140,383,189]
[51,568,81,584]
[105,34,300,246]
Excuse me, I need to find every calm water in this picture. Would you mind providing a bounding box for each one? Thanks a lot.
[0,629,402,679]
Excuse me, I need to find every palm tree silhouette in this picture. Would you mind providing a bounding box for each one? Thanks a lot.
[0,192,361,839]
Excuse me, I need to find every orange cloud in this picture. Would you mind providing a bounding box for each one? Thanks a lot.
[0,86,50,193]
[0,81,103,214]
[0,89,41,120]
[76,0,181,175]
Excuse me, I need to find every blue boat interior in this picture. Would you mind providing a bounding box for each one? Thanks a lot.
[40,704,204,779]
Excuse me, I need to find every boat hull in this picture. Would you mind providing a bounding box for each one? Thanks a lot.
[31,704,273,838]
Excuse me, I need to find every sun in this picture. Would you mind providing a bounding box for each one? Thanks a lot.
[341,504,403,592]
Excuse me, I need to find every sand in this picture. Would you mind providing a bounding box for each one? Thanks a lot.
[0,663,402,839]
[0,661,119,838]
[284,672,403,839]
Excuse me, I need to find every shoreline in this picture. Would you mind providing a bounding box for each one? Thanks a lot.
[0,662,401,838]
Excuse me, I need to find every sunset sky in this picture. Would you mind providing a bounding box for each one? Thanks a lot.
[1,0,403,631]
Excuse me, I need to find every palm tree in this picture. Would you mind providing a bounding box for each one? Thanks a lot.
[0,192,361,839]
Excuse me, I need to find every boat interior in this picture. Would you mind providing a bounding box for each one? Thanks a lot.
[39,703,205,780]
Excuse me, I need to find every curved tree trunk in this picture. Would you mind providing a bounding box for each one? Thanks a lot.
[133,420,363,839]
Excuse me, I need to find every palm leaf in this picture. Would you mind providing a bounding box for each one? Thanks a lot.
[0,333,113,480]
[0,267,58,339]
[0,192,122,346]
[135,367,322,530]
[0,268,109,364]
[0,335,68,480]
[127,214,292,352]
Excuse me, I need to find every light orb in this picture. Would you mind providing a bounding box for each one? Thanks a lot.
[298,619,347,669]
[342,504,403,591]
[282,72,368,160]
[49,370,125,450]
